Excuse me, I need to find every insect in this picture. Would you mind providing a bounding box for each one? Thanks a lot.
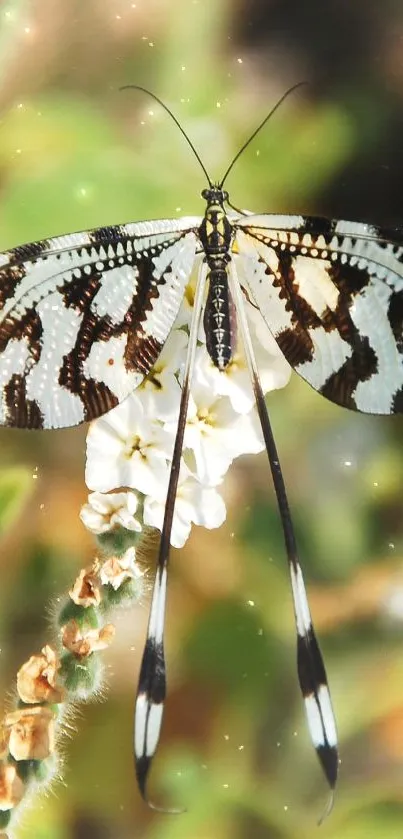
[0,85,402,816]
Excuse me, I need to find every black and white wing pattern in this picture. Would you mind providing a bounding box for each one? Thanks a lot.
[235,215,403,414]
[0,219,199,428]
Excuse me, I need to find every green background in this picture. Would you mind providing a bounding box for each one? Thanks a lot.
[0,1,403,837]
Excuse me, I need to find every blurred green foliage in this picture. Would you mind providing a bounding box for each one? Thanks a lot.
[0,466,32,535]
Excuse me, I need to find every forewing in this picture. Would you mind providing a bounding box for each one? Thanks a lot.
[0,218,199,428]
[234,215,403,414]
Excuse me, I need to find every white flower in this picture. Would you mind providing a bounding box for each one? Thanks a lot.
[139,328,189,421]
[165,381,265,485]
[143,466,226,548]
[85,392,173,495]
[83,271,292,553]
[80,491,142,535]
[100,546,144,590]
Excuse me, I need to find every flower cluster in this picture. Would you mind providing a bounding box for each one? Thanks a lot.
[0,550,146,831]
[81,283,291,554]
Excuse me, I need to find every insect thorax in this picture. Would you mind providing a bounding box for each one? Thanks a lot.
[199,189,236,370]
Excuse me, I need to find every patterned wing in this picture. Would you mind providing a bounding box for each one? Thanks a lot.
[234,215,403,414]
[0,218,199,428]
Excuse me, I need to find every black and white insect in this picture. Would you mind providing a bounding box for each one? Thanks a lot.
[1,86,402,814]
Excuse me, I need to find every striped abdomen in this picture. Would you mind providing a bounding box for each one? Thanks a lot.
[204,261,237,370]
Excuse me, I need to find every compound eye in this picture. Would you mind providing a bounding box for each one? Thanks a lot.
[223,191,229,202]
[201,188,210,199]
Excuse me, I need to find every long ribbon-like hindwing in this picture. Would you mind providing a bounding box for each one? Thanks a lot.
[230,261,338,813]
[134,263,208,810]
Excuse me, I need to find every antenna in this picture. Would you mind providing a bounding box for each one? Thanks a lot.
[120,85,212,186]
[219,81,307,188]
